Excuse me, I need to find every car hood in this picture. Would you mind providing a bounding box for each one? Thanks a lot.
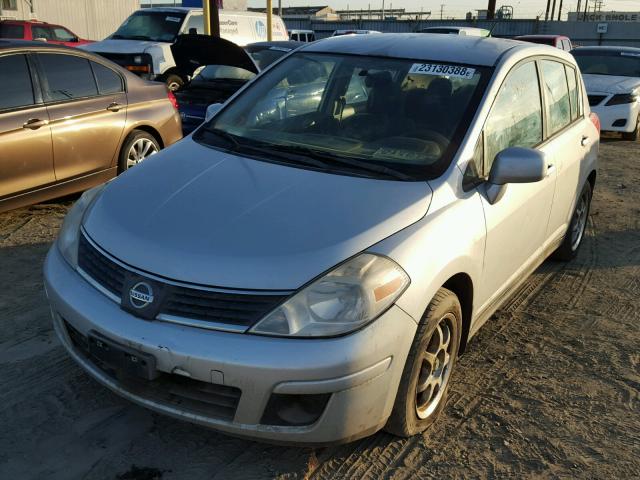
[83,139,432,291]
[171,34,259,78]
[80,38,168,54]
[582,74,640,94]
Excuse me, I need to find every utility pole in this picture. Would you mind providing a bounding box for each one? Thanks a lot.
[545,0,551,20]
[278,0,282,18]
[382,0,385,20]
[551,0,556,20]
[203,0,220,37]
[440,4,444,20]
[583,0,589,21]
[267,0,272,40]
[557,0,563,20]
[487,0,496,20]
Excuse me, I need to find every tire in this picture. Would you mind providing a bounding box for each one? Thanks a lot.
[385,288,462,437]
[118,130,160,174]
[552,181,592,261]
[164,73,185,92]
[621,115,639,141]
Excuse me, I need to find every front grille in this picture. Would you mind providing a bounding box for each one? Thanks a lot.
[78,234,125,296]
[77,232,287,329]
[65,320,242,421]
[588,94,607,107]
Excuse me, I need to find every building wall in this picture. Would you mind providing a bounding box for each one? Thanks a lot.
[0,0,140,40]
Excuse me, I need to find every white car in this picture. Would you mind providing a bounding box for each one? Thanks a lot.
[572,46,640,141]
[418,26,491,37]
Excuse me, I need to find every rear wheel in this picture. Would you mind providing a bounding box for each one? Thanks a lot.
[118,130,160,173]
[553,181,592,261]
[385,288,462,437]
[621,114,639,141]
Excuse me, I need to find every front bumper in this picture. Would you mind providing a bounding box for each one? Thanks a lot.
[44,245,417,444]
[590,99,639,133]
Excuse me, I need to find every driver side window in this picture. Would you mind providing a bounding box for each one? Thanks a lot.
[484,61,543,175]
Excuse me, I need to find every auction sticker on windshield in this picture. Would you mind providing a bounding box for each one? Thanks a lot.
[409,63,475,79]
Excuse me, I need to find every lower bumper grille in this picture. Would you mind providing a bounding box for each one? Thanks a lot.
[64,320,241,421]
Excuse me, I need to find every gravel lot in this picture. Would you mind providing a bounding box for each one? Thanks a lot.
[1,139,639,480]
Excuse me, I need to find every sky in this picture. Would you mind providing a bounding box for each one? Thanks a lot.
[245,0,640,19]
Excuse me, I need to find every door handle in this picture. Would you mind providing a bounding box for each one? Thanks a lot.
[107,102,122,112]
[22,118,49,130]
[581,136,590,147]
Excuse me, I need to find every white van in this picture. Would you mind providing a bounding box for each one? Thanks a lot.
[288,29,315,42]
[82,7,288,90]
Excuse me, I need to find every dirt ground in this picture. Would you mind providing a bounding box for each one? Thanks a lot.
[1,138,639,480]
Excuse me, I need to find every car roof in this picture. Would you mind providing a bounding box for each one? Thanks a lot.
[0,39,64,49]
[303,33,528,67]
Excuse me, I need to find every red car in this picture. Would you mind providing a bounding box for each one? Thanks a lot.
[514,35,573,51]
[0,20,92,47]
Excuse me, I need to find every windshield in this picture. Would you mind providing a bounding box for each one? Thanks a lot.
[112,12,186,42]
[573,51,640,77]
[194,53,487,180]
[246,46,291,70]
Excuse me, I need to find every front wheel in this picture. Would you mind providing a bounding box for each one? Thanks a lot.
[385,288,462,437]
[553,181,592,261]
[621,114,639,141]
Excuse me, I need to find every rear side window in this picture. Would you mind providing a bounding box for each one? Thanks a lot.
[91,62,123,94]
[541,60,571,135]
[0,54,35,110]
[291,33,298,41]
[37,53,98,101]
[484,61,543,172]
[0,24,24,38]
[565,65,579,121]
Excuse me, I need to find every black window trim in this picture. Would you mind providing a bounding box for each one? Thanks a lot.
[32,51,127,106]
[89,60,126,96]
[0,52,42,114]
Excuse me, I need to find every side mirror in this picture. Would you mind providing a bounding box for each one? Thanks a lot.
[205,103,223,122]
[72,37,79,43]
[34,37,48,42]
[485,147,547,204]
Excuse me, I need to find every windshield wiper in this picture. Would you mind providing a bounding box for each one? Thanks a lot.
[274,145,416,181]
[202,129,328,169]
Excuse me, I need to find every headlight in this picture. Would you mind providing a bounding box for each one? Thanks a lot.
[606,93,639,106]
[57,184,106,268]
[250,254,410,337]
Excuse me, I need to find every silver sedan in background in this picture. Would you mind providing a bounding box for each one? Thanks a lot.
[44,34,599,444]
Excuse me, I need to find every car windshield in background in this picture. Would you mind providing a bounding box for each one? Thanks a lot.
[245,46,292,70]
[194,65,256,82]
[112,12,185,42]
[195,53,486,180]
[573,51,640,77]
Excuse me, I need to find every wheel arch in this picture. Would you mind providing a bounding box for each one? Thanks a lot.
[442,273,474,355]
[587,169,597,190]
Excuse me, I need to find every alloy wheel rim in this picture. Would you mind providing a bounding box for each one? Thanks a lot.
[127,138,158,169]
[570,191,589,251]
[415,313,455,419]
[168,81,181,92]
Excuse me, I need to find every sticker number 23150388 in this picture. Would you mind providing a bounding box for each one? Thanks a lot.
[409,63,476,79]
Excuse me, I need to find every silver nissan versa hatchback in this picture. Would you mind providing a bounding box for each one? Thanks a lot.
[45,34,599,444]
